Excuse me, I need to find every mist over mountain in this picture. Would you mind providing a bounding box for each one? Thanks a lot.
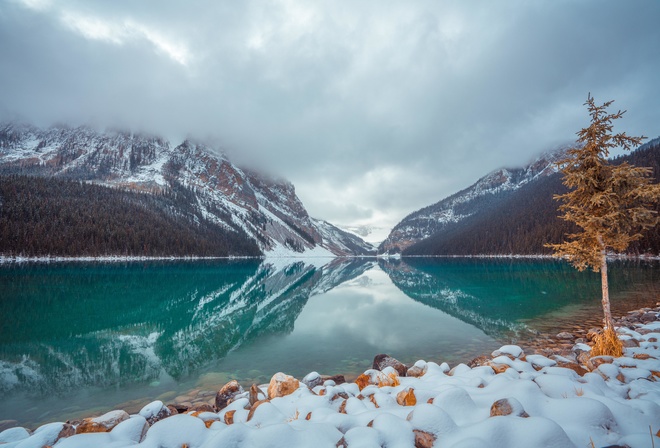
[381,139,660,257]
[0,122,375,258]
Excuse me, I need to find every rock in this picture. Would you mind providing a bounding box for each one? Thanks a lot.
[589,356,614,369]
[586,328,601,342]
[166,404,180,415]
[633,353,653,360]
[577,352,594,371]
[215,380,244,410]
[413,429,436,448]
[57,423,75,439]
[467,355,490,368]
[0,426,30,443]
[491,345,524,359]
[640,312,657,323]
[267,372,300,399]
[396,388,417,406]
[622,338,640,348]
[373,354,408,377]
[406,366,426,378]
[322,375,346,385]
[556,332,574,340]
[223,410,236,425]
[302,372,323,389]
[355,369,399,390]
[169,403,189,414]
[139,400,171,425]
[0,421,20,433]
[490,398,529,418]
[189,403,214,413]
[76,410,130,434]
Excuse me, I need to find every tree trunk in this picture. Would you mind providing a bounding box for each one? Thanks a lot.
[598,236,614,330]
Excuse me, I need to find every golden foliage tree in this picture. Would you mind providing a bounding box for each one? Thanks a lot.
[547,95,660,354]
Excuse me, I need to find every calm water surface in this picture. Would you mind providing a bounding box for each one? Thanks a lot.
[0,257,658,427]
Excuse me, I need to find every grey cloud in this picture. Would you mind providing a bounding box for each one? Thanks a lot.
[1,0,659,234]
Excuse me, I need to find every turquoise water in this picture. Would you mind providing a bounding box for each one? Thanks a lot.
[0,258,658,427]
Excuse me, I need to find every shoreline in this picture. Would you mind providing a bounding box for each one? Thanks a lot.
[2,303,659,447]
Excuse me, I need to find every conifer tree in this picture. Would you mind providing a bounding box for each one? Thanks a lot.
[547,95,660,355]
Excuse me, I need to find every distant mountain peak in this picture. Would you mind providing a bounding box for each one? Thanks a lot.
[379,145,570,254]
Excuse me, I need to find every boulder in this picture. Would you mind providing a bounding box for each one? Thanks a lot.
[139,400,171,425]
[0,426,30,443]
[322,375,346,385]
[490,398,529,417]
[355,369,399,390]
[302,372,323,389]
[189,403,214,413]
[396,388,417,406]
[76,410,129,434]
[0,421,20,433]
[373,354,408,377]
[556,332,574,340]
[215,380,243,410]
[413,430,436,448]
[267,372,300,399]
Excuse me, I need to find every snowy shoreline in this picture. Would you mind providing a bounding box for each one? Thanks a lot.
[2,305,659,447]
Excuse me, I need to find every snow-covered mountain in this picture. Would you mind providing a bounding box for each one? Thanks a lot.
[0,122,375,256]
[379,147,568,254]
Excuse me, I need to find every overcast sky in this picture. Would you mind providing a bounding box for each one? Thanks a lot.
[1,0,659,236]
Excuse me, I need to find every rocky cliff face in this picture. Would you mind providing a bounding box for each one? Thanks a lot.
[379,147,567,254]
[0,122,374,256]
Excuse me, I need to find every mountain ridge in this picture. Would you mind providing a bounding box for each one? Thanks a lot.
[0,121,375,257]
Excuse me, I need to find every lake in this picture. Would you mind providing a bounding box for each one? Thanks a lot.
[1,257,658,427]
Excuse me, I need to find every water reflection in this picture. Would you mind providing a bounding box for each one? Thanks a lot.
[0,258,374,398]
[1,257,658,426]
[380,258,660,338]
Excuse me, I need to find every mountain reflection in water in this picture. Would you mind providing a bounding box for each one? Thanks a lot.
[1,257,658,426]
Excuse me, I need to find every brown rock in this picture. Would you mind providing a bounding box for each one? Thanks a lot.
[406,365,426,378]
[396,388,417,406]
[0,420,19,432]
[633,353,653,360]
[336,436,347,447]
[166,405,180,415]
[413,429,436,448]
[649,337,658,343]
[490,398,529,418]
[576,352,594,371]
[322,375,346,385]
[589,356,614,369]
[247,400,269,422]
[76,410,130,434]
[488,363,509,374]
[373,354,408,377]
[189,403,214,413]
[622,338,640,348]
[249,384,260,406]
[223,410,236,425]
[554,360,588,376]
[169,403,189,414]
[57,423,75,440]
[338,400,348,414]
[355,374,371,391]
[467,355,490,368]
[556,332,574,340]
[267,373,300,399]
[215,380,243,410]
[305,412,312,421]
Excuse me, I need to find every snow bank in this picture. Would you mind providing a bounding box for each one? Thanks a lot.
[3,319,660,448]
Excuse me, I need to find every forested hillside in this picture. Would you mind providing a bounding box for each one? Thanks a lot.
[0,175,261,257]
[405,141,660,256]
